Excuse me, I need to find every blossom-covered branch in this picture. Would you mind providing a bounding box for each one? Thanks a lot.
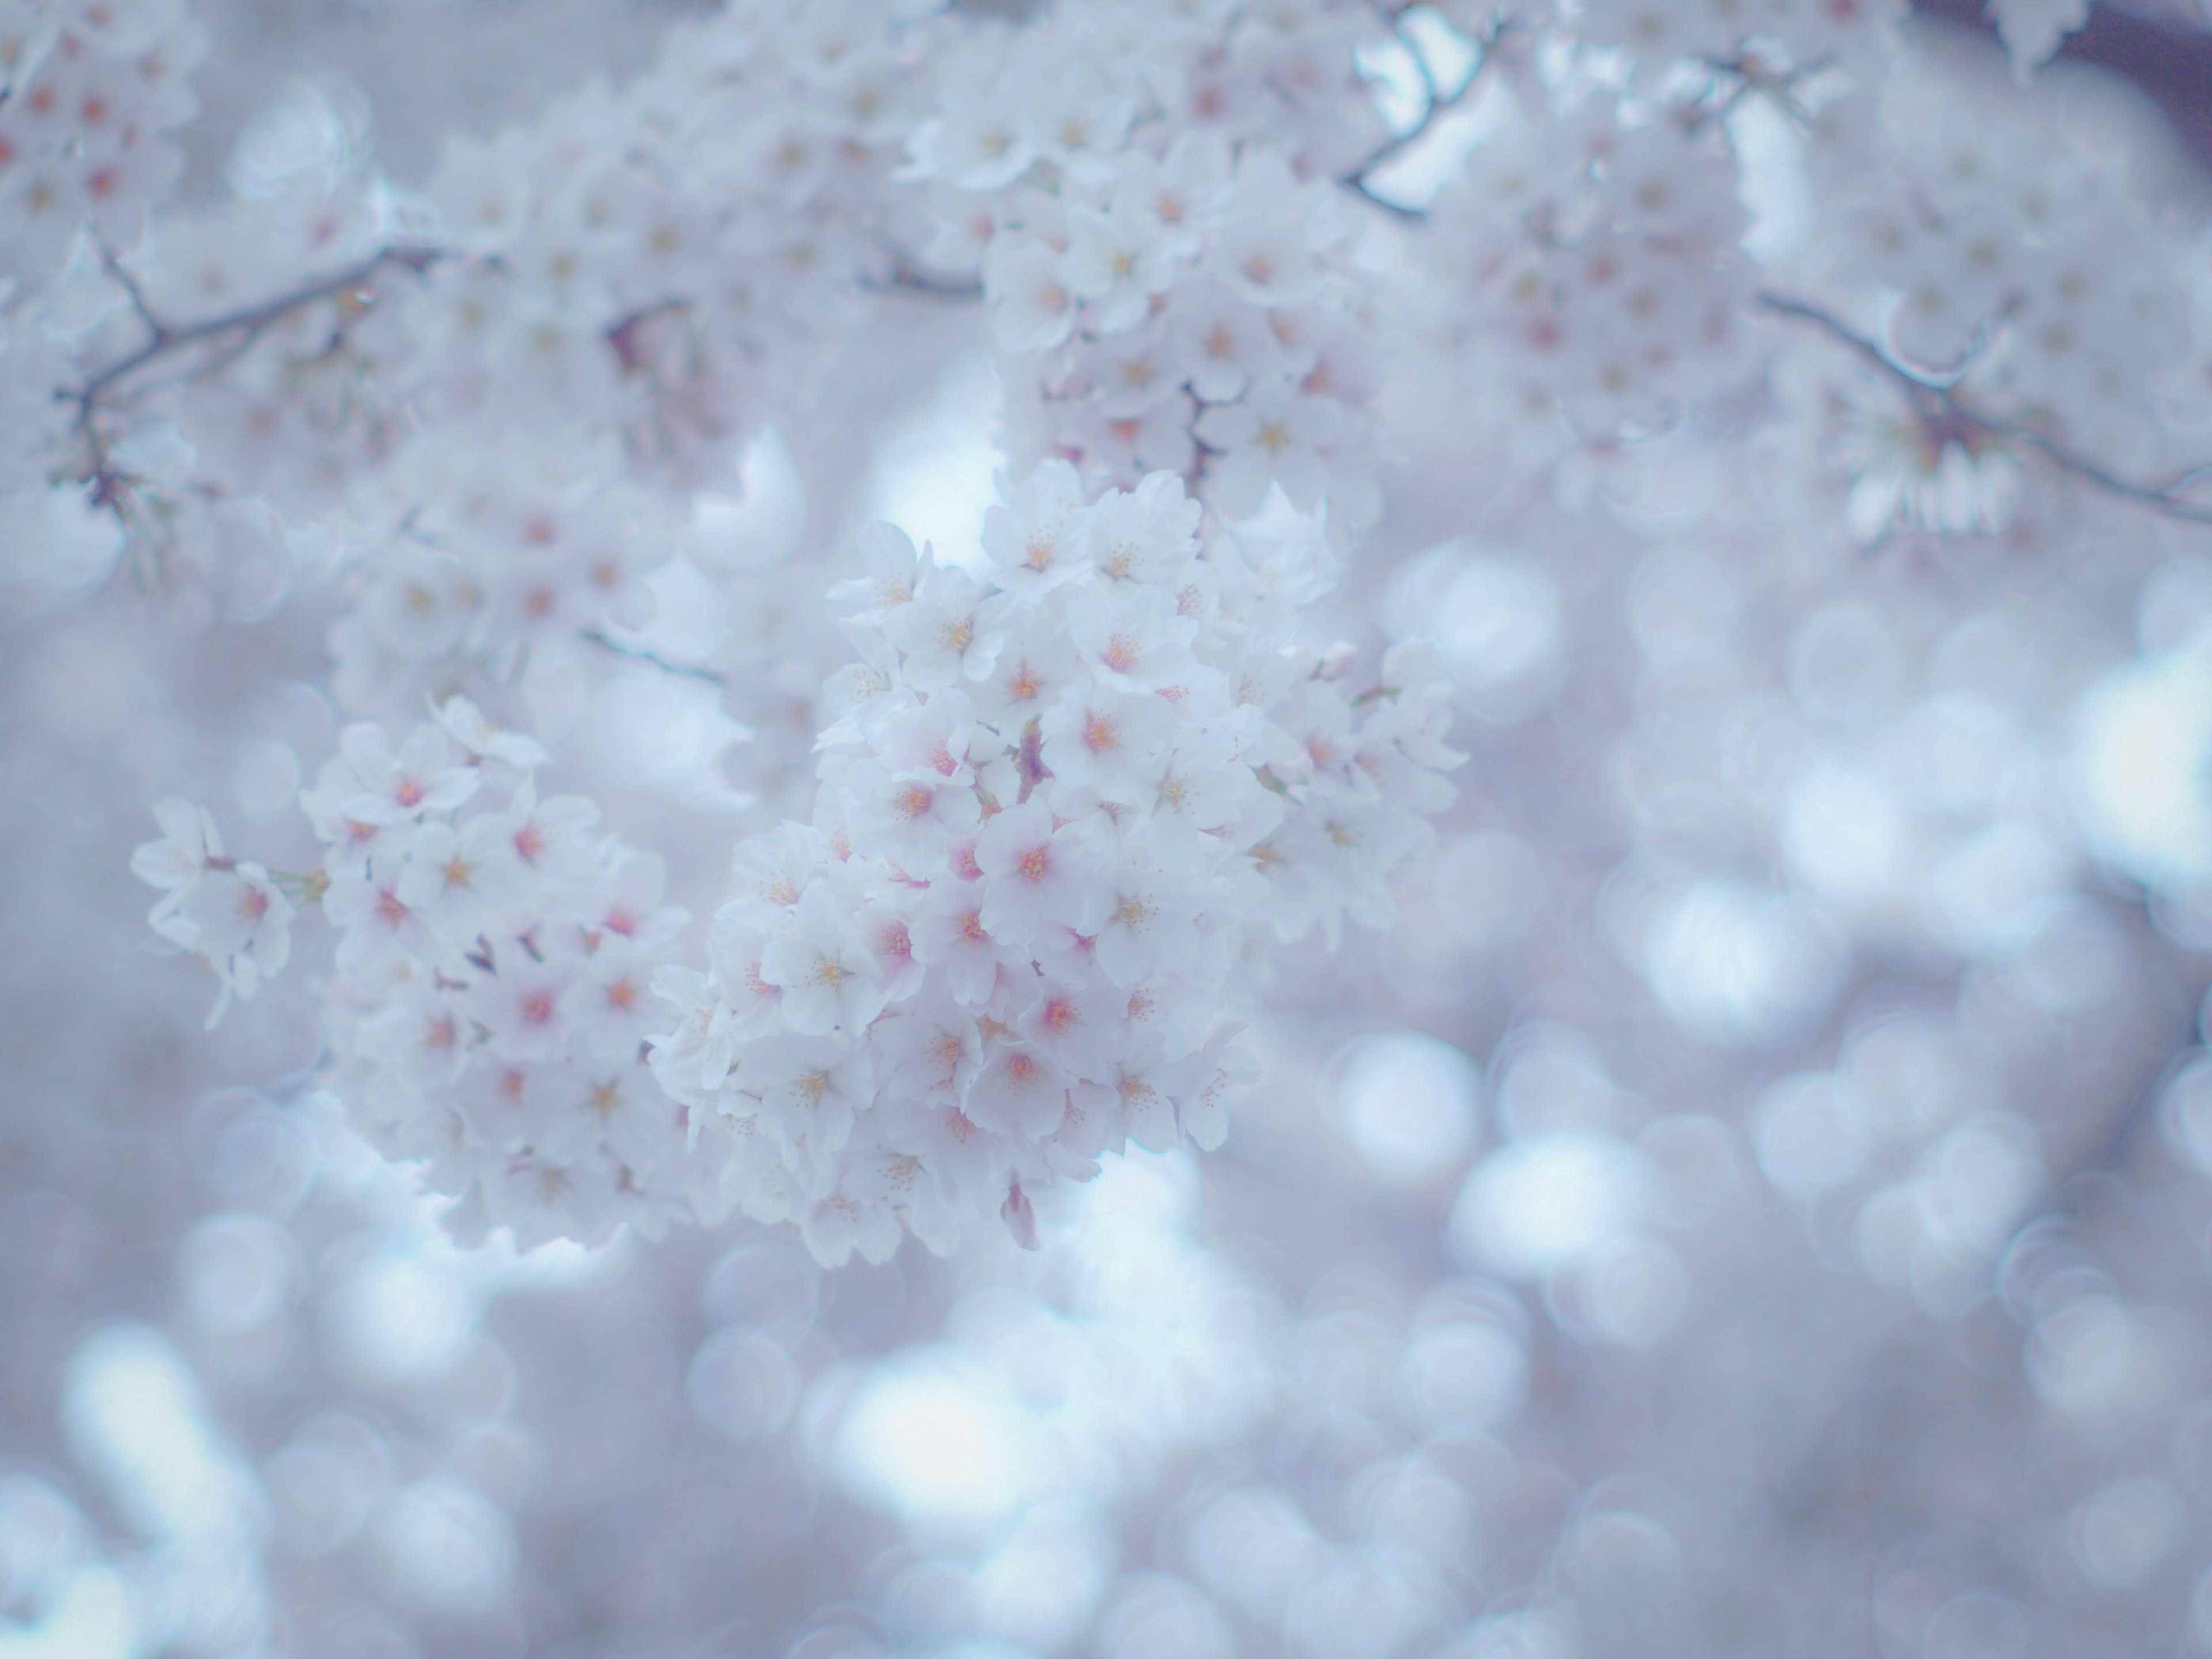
[1760,290,2212,528]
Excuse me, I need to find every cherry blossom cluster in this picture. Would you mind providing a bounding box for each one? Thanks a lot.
[96,0,1462,1268]
[317,707,727,1248]
[3,0,941,629]
[1429,89,1759,438]
[32,1,2212,1655]
[129,796,295,1029]
[134,699,722,1248]
[0,0,210,570]
[0,0,206,283]
[1774,50,2212,540]
[1399,0,2212,544]
[0,68,418,591]
[1564,0,1906,85]
[651,464,1459,1264]
[903,0,1389,537]
[323,431,675,732]
[387,0,931,473]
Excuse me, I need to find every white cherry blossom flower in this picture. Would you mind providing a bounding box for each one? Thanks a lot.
[964,1041,1069,1142]
[335,722,481,827]
[1062,194,1181,332]
[1066,581,1198,691]
[980,459,1096,597]
[1039,684,1179,803]
[884,565,1005,689]
[974,797,1107,948]
[759,883,888,1036]
[740,1033,872,1174]
[1194,379,1349,515]
[982,234,1076,353]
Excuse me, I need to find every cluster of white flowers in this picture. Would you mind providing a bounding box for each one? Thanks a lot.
[1430,90,1758,438]
[1564,0,1905,84]
[904,0,1388,537]
[0,0,945,625]
[652,463,1457,1263]
[82,0,1470,1267]
[323,431,675,728]
[1384,1,2212,546]
[1774,51,2212,540]
[389,0,929,468]
[134,699,720,1247]
[129,797,294,1028]
[35,2,2212,1656]
[0,0,211,574]
[0,0,206,283]
[95,0,2212,1288]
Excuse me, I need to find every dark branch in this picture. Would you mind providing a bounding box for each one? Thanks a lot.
[866,253,984,300]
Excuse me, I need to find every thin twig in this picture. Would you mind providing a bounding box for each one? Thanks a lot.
[1759,290,2212,528]
[581,629,729,686]
[1690,50,1828,129]
[1756,291,1934,385]
[2002,427,2212,524]
[92,232,160,334]
[1341,18,1505,217]
[67,244,442,418]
